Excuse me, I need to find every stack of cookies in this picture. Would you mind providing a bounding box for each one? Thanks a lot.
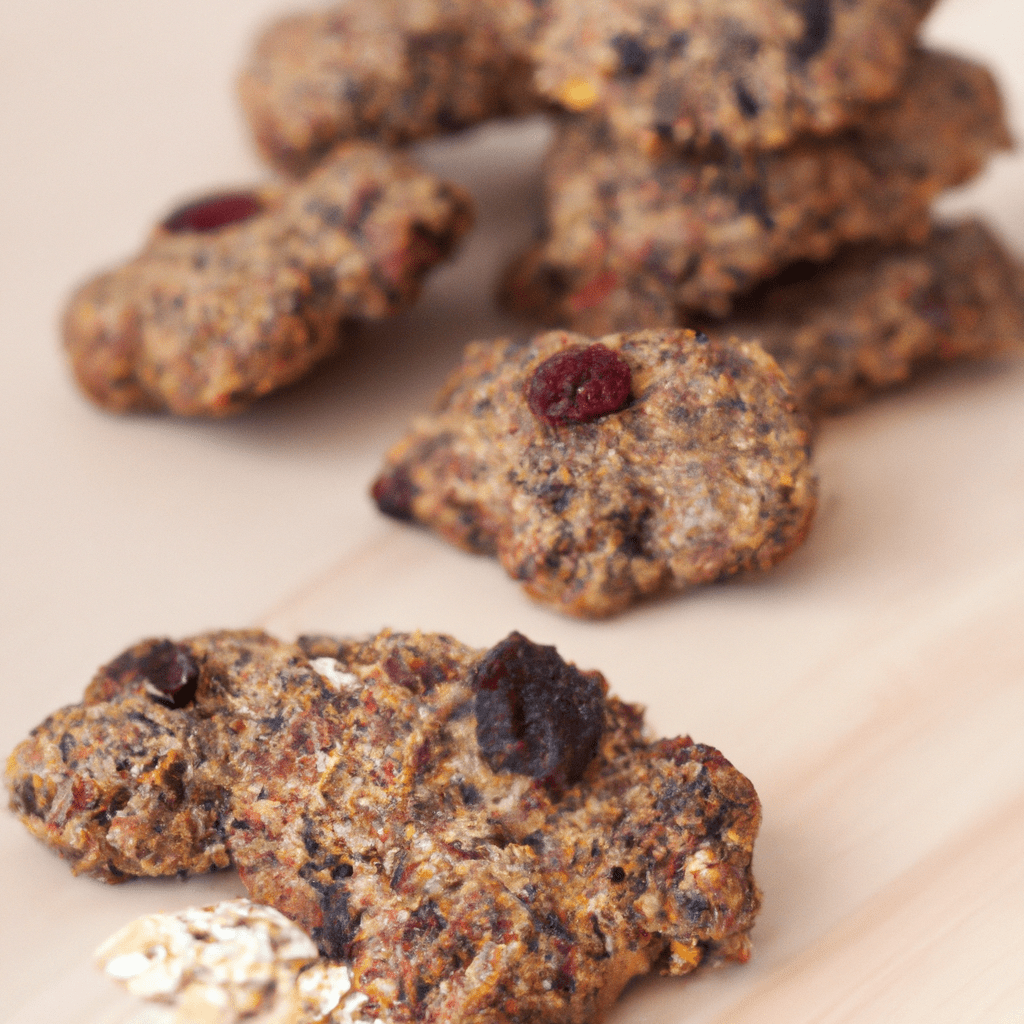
[498,0,1024,415]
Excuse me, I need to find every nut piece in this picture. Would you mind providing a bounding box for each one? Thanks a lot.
[62,143,473,416]
[372,328,817,617]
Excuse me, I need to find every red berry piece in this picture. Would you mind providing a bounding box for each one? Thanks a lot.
[138,640,201,708]
[370,466,417,521]
[526,343,631,425]
[471,632,605,785]
[162,191,263,233]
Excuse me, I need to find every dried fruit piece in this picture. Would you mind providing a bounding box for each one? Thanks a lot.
[162,191,264,233]
[526,343,631,425]
[471,631,606,783]
[136,639,200,708]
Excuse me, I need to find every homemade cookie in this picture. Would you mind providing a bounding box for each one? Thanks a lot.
[7,628,762,1024]
[524,0,939,153]
[501,50,1011,331]
[239,0,542,174]
[695,219,1024,416]
[371,328,817,617]
[63,143,473,416]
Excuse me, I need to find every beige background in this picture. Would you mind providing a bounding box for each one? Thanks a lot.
[2,1,1023,1021]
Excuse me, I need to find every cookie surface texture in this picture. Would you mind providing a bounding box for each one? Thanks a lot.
[528,0,938,152]
[6,628,763,1024]
[239,0,541,173]
[62,143,473,416]
[372,329,817,617]
[699,219,1024,416]
[502,50,1010,332]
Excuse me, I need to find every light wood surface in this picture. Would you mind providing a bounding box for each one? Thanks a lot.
[2,2,1023,1021]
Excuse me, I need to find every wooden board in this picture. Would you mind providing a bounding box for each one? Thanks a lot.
[1,1,1022,1021]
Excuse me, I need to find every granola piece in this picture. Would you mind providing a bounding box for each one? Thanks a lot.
[8,628,762,1024]
[501,50,1011,330]
[96,898,369,1024]
[238,0,542,174]
[695,219,1024,416]
[371,328,817,617]
[62,143,472,416]
[525,0,938,153]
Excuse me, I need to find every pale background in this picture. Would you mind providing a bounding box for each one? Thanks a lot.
[1,1,1023,1021]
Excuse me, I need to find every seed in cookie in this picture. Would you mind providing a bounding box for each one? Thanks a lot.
[62,142,473,416]
[372,328,817,617]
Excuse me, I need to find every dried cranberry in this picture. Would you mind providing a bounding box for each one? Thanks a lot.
[139,640,200,708]
[371,467,418,521]
[471,632,605,785]
[526,344,631,425]
[162,191,263,233]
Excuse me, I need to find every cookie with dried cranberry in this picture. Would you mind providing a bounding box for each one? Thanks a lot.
[371,328,817,617]
[8,628,763,1024]
[694,219,1024,417]
[62,143,473,416]
[526,0,938,153]
[502,50,1010,332]
[238,0,542,174]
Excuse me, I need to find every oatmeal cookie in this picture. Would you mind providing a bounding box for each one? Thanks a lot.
[371,328,817,617]
[502,49,1011,331]
[694,219,1024,416]
[62,143,473,416]
[524,0,938,154]
[7,629,762,1024]
[238,0,542,174]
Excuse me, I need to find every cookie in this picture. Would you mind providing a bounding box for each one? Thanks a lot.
[524,0,939,153]
[238,0,542,174]
[371,328,817,617]
[7,628,762,1024]
[62,143,473,416]
[695,219,1024,417]
[501,49,1011,332]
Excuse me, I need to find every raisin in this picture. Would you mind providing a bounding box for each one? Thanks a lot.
[371,466,418,520]
[471,632,605,785]
[162,191,263,233]
[138,640,200,708]
[526,344,631,426]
